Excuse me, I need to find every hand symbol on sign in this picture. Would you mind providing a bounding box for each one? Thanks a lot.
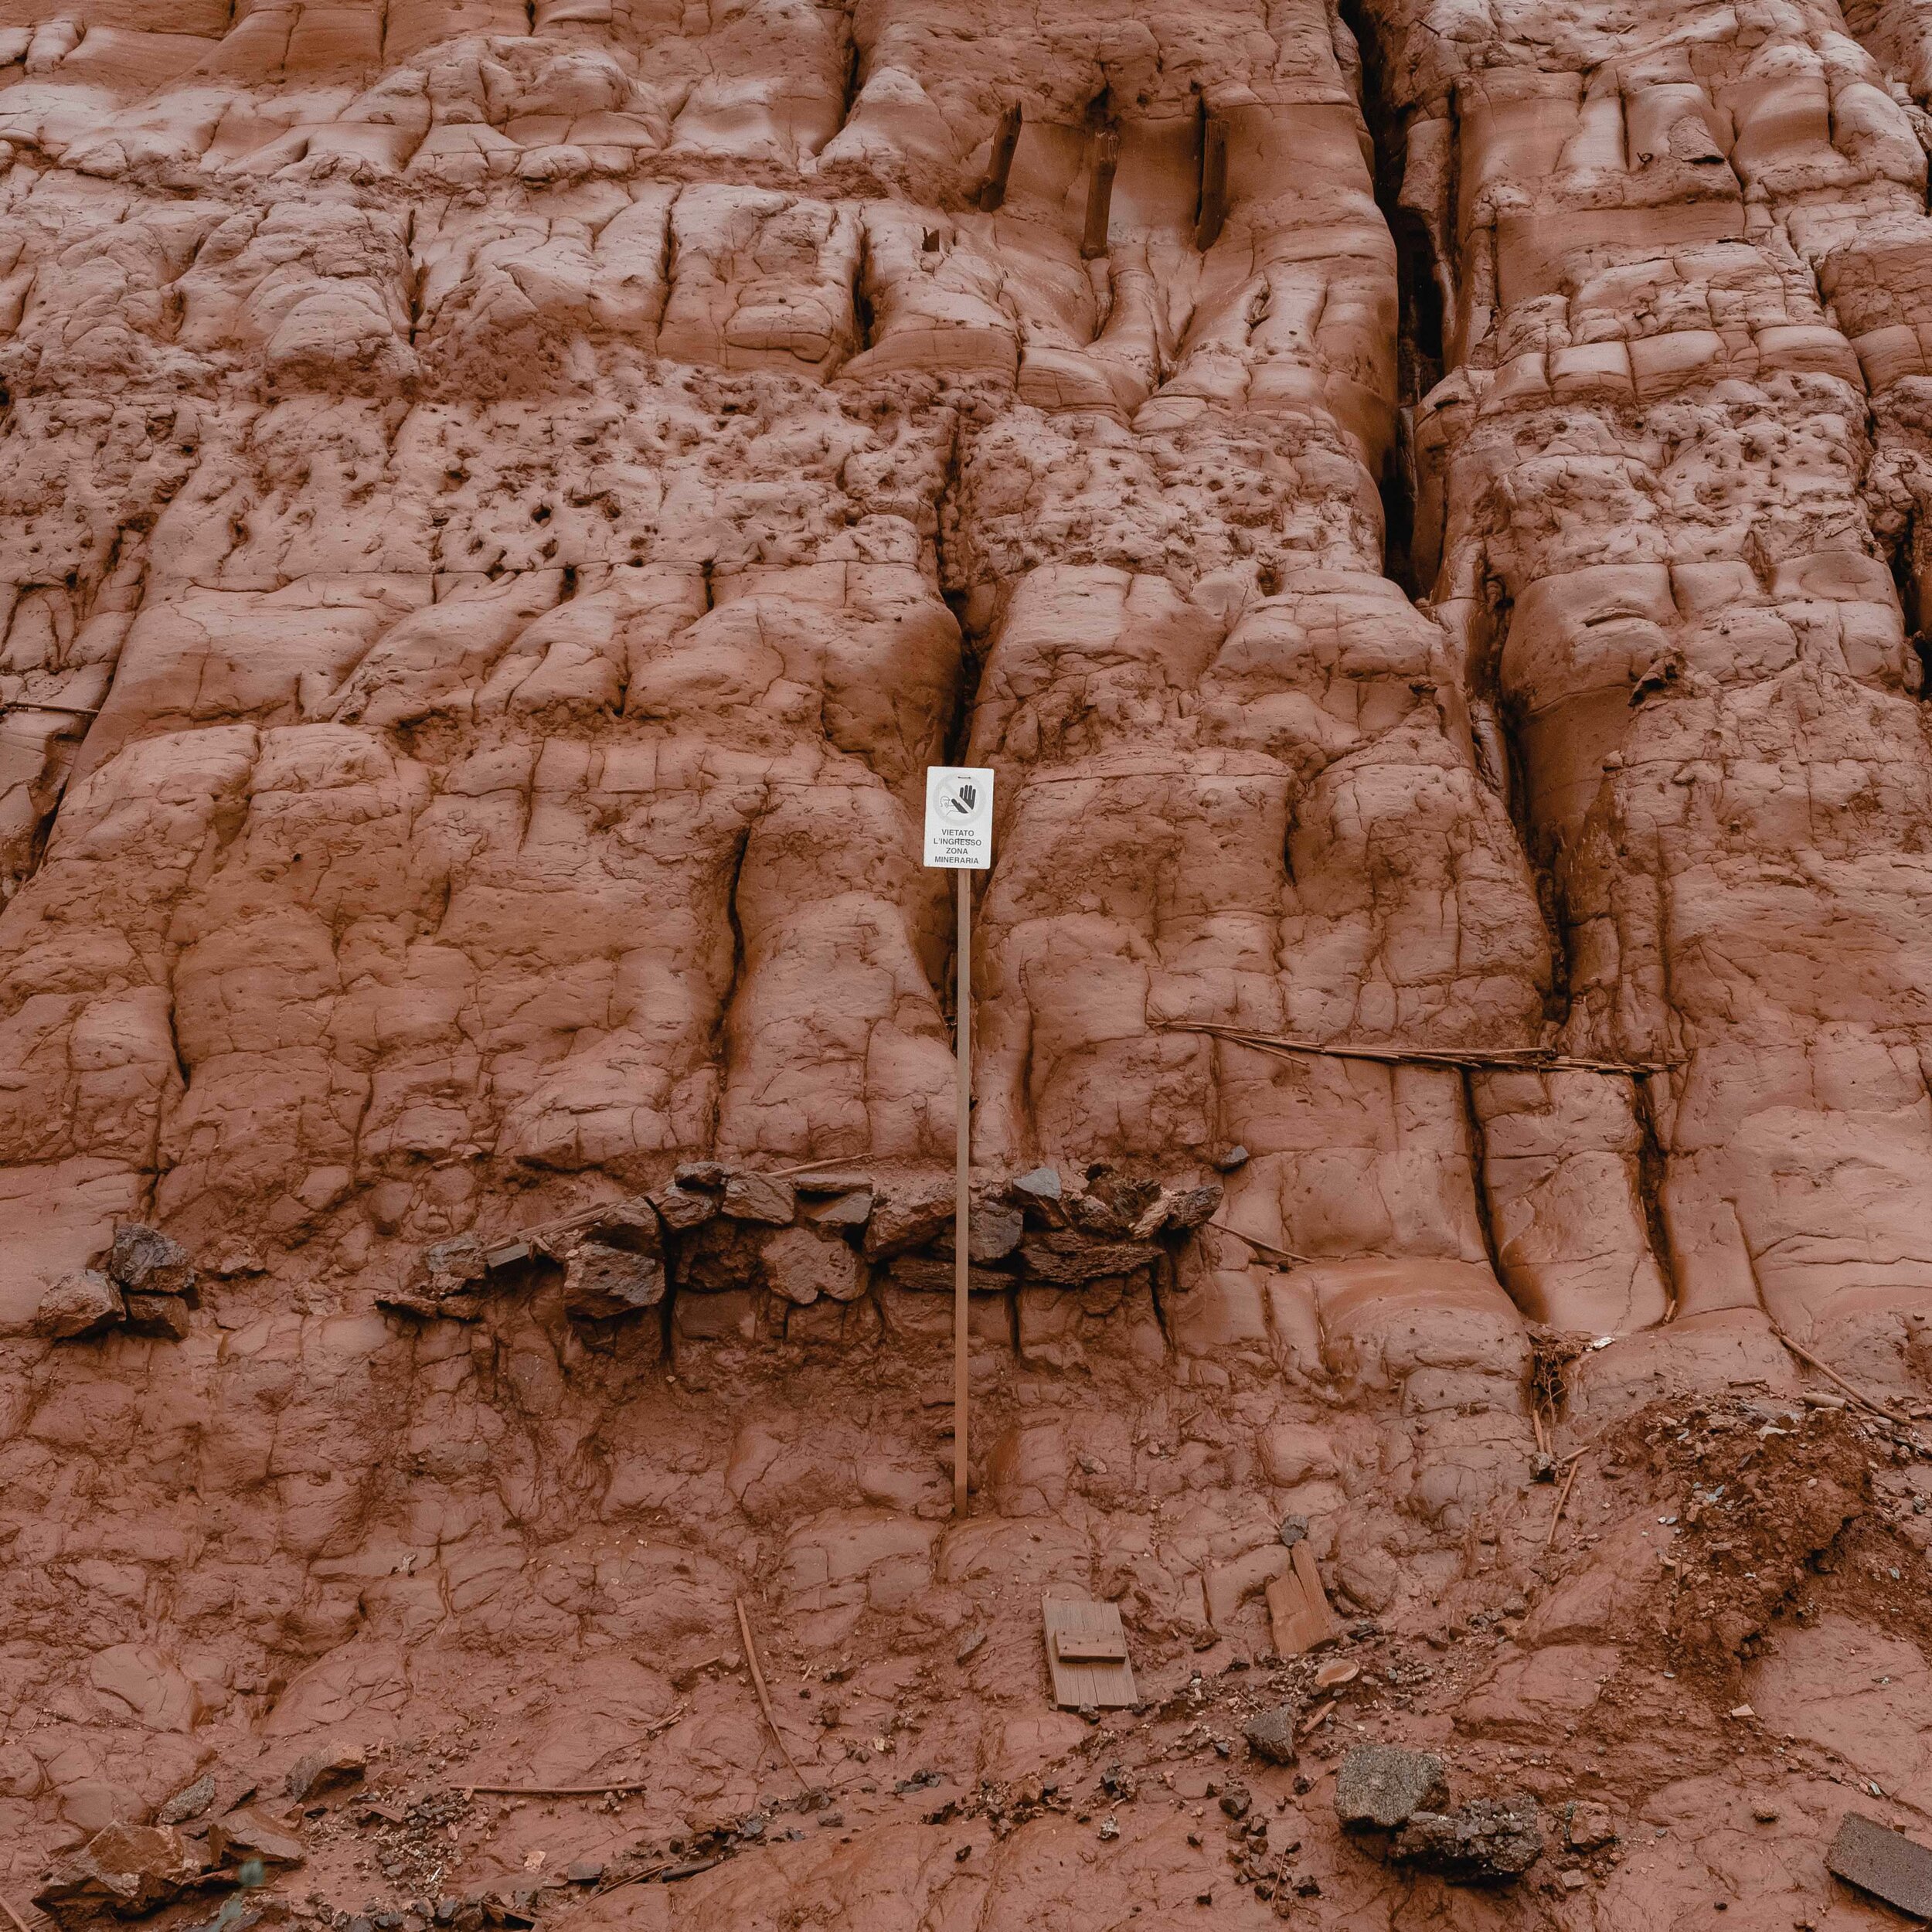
[947,782,978,815]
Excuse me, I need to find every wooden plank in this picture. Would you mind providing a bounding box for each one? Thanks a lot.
[1265,1544,1342,1657]
[1043,1596,1137,1708]
[1053,1629,1127,1662]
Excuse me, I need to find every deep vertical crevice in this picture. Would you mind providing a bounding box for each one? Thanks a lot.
[1630,1071,1682,1320]
[1337,0,1444,596]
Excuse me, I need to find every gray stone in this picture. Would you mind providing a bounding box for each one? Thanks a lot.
[937,1197,1024,1262]
[423,1233,488,1286]
[1012,1167,1063,1200]
[107,1223,196,1297]
[1391,1794,1543,1883]
[970,1199,1025,1261]
[1215,1145,1250,1172]
[1827,1812,1932,1918]
[1335,1746,1450,1832]
[760,1226,863,1305]
[863,1177,956,1257]
[156,1774,216,1826]
[1243,1705,1300,1766]
[805,1189,873,1229]
[34,1270,124,1339]
[563,1241,667,1319]
[673,1162,728,1190]
[721,1171,796,1226]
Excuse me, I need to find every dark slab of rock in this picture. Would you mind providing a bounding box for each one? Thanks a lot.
[648,1182,718,1232]
[1159,1182,1223,1232]
[887,1253,1012,1294]
[805,1188,873,1229]
[936,1197,1025,1262]
[1391,1794,1542,1883]
[157,1773,216,1826]
[564,1241,667,1320]
[107,1223,196,1297]
[1019,1231,1159,1285]
[673,1217,767,1292]
[1828,1811,1932,1918]
[1335,1745,1450,1831]
[423,1233,488,1287]
[35,1825,208,1927]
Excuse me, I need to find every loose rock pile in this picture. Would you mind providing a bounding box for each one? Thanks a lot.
[386,1164,1221,1349]
[32,1226,198,1342]
[1335,1744,1543,1884]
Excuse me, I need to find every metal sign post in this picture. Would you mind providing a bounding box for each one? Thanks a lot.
[923,767,994,1516]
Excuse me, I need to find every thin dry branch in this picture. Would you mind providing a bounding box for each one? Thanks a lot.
[736,1595,810,1789]
[1168,1022,1671,1078]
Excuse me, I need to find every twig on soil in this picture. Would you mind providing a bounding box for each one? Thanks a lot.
[1168,1022,1672,1077]
[461,1781,649,1797]
[1545,1453,1586,1549]
[1206,1223,1309,1266]
[2,1894,41,1932]
[592,1859,672,1898]
[736,1595,811,1791]
[770,1154,870,1178]
[1769,1324,1913,1427]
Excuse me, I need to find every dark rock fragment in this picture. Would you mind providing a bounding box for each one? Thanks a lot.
[1243,1705,1300,1766]
[563,1240,666,1318]
[648,1181,717,1231]
[157,1773,217,1825]
[1390,1793,1542,1883]
[107,1223,196,1297]
[1020,1231,1159,1284]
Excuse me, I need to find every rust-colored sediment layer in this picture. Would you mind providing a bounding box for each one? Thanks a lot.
[8,0,1932,1921]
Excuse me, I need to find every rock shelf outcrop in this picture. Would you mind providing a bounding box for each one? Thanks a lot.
[8,0,1932,1923]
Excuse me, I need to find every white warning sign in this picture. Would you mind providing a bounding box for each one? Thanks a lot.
[923,767,994,869]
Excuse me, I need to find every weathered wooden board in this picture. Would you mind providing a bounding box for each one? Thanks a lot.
[1044,1595,1138,1708]
[1265,1541,1342,1656]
